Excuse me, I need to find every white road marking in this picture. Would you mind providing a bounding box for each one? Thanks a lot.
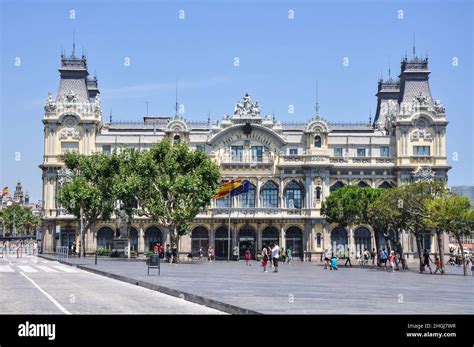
[17,266,38,273]
[51,265,78,273]
[36,265,59,273]
[0,265,14,272]
[20,272,71,315]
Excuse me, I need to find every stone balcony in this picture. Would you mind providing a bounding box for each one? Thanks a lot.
[218,154,274,168]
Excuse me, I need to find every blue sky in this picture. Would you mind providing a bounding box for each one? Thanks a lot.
[1,0,473,203]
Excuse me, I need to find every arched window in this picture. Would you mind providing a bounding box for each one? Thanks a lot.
[130,227,138,252]
[379,181,393,189]
[240,181,256,208]
[330,227,348,257]
[97,227,114,250]
[214,226,231,260]
[354,227,371,256]
[285,181,302,209]
[262,227,279,248]
[330,181,345,192]
[144,227,162,251]
[191,226,209,256]
[216,195,229,208]
[316,187,321,200]
[286,226,303,259]
[261,181,279,208]
[314,135,322,148]
[238,225,256,259]
[316,233,322,248]
[173,134,180,145]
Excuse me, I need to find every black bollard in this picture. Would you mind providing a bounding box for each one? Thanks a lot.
[95,251,98,265]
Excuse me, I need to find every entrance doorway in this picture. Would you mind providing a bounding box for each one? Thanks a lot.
[238,225,256,259]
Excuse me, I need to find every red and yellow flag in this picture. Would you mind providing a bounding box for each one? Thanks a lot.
[2,186,8,197]
[213,180,242,199]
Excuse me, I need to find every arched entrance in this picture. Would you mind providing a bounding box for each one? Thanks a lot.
[285,226,303,260]
[60,225,76,250]
[191,226,209,256]
[130,227,138,252]
[215,227,231,260]
[354,227,371,256]
[331,227,348,257]
[97,227,114,250]
[262,226,279,249]
[239,224,256,259]
[144,227,162,252]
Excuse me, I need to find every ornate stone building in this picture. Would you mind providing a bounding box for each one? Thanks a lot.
[40,50,450,259]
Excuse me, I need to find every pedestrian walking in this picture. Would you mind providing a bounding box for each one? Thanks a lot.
[280,247,286,263]
[344,248,352,267]
[268,245,273,269]
[286,247,292,264]
[153,243,159,254]
[379,248,388,270]
[245,248,251,266]
[159,244,165,259]
[166,244,172,263]
[271,243,280,273]
[323,248,331,269]
[389,251,396,272]
[208,246,213,262]
[370,248,376,265]
[363,249,370,266]
[261,245,269,272]
[172,243,178,264]
[198,246,203,261]
[330,255,338,270]
[33,241,38,256]
[434,256,441,274]
[422,249,433,274]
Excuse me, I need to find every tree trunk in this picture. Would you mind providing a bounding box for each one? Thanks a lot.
[436,229,445,274]
[374,228,381,266]
[415,234,424,273]
[456,235,468,276]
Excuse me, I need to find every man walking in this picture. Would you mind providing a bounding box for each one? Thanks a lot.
[422,249,433,274]
[370,248,376,265]
[271,243,280,273]
[380,248,388,270]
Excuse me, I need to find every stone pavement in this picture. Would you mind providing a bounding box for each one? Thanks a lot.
[41,254,474,314]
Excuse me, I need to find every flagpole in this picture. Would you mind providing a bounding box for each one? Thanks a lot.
[227,185,231,262]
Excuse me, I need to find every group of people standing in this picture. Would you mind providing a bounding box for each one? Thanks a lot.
[153,242,178,264]
[1,239,38,258]
[260,243,292,273]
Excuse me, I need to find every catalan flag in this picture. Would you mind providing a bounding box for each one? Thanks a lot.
[2,186,8,197]
[213,180,242,199]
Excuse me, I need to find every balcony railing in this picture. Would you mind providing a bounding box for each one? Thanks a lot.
[219,154,273,165]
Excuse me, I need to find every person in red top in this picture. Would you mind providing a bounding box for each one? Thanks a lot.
[389,251,396,272]
[434,256,442,274]
[245,248,251,266]
[153,243,159,254]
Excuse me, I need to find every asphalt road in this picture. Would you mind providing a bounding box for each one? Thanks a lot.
[0,254,223,314]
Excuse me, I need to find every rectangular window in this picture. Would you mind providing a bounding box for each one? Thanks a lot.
[61,142,79,155]
[334,147,343,157]
[380,146,389,157]
[251,146,263,162]
[102,145,111,155]
[231,146,244,161]
[413,146,430,156]
[289,148,298,155]
[357,148,366,157]
[195,144,204,152]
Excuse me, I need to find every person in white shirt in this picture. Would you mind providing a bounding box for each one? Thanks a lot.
[271,243,280,273]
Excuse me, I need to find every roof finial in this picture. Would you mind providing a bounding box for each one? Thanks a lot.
[412,32,416,57]
[72,28,76,57]
[175,78,179,116]
[272,108,275,122]
[388,56,391,79]
[208,109,211,126]
[314,80,320,116]
[369,109,372,125]
[109,109,112,124]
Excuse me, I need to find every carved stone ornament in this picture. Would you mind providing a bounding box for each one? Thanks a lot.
[412,91,429,105]
[434,100,445,114]
[44,92,56,112]
[411,165,435,182]
[234,93,261,117]
[59,127,81,140]
[64,90,77,103]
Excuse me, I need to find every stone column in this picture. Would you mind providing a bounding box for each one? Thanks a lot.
[348,225,354,258]
[280,225,286,249]
[138,223,144,254]
[305,175,312,209]
[256,225,262,251]
[256,177,262,208]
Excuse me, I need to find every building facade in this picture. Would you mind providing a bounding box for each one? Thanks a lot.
[40,50,451,259]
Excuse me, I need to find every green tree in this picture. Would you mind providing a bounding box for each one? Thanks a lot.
[321,185,386,261]
[425,194,473,276]
[60,152,116,257]
[397,181,447,273]
[138,139,221,254]
[368,187,410,269]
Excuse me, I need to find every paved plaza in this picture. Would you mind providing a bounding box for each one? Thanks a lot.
[39,255,474,315]
[0,254,223,314]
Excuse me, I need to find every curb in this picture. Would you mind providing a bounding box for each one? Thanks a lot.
[38,254,261,315]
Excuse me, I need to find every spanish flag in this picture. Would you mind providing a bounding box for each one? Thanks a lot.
[214,180,242,199]
[2,186,8,197]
